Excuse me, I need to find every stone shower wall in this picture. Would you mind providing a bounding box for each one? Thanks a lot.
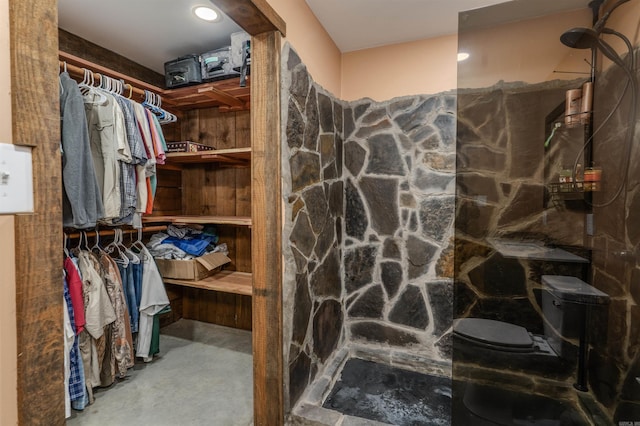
[282,43,458,411]
[282,45,346,410]
[589,50,640,422]
[342,95,456,364]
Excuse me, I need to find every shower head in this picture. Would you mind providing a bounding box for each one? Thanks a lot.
[560,27,627,68]
[560,27,600,49]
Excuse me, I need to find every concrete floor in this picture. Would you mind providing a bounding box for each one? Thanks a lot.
[67,319,253,426]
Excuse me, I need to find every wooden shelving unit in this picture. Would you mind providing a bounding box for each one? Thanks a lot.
[143,215,252,226]
[164,271,252,296]
[164,147,251,166]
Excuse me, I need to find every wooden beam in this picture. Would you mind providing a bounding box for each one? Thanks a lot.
[214,0,286,36]
[9,0,65,423]
[251,30,283,426]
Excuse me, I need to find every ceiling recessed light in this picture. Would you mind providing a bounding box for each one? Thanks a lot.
[457,52,470,62]
[194,6,220,22]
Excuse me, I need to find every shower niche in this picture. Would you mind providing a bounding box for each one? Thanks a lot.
[544,87,598,212]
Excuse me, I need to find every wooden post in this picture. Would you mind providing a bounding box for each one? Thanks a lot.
[251,30,284,426]
[9,0,64,423]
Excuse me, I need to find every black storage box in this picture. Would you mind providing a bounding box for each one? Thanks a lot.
[201,47,240,81]
[164,54,202,88]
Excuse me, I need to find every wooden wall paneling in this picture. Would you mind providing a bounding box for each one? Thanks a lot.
[236,110,251,148]
[251,30,283,426]
[235,166,252,273]
[10,0,65,423]
[59,29,165,87]
[236,295,253,330]
[153,169,182,216]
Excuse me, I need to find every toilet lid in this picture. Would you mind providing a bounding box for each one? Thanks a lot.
[454,318,534,349]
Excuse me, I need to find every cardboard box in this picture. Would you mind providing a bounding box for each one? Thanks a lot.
[154,252,231,280]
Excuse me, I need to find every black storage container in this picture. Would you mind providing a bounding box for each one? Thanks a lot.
[201,47,240,81]
[164,54,202,88]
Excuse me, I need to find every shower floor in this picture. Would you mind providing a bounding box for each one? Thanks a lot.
[323,358,451,425]
[321,358,588,426]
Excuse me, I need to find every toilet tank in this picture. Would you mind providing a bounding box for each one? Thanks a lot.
[541,275,609,359]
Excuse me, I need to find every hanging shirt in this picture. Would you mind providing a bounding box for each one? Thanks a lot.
[64,256,86,334]
[135,245,169,360]
[84,92,123,220]
[60,72,105,228]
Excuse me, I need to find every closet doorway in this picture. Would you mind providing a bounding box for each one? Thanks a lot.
[9,0,285,424]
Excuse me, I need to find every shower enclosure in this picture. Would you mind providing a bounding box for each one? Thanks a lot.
[454,0,640,424]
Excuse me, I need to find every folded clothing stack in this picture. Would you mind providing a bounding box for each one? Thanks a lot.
[147,224,228,259]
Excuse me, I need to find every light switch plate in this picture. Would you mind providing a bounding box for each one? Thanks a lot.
[0,143,34,214]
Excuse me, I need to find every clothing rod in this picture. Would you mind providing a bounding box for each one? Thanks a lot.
[58,50,176,107]
[64,225,167,240]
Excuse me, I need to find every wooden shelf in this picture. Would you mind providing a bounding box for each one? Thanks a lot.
[59,51,250,112]
[143,215,252,226]
[164,147,251,166]
[164,271,252,296]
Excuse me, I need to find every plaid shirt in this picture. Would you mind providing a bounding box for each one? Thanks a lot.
[64,275,86,404]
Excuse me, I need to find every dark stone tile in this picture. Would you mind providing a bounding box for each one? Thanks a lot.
[383,238,401,260]
[354,102,371,120]
[423,152,456,172]
[323,161,338,180]
[381,261,403,298]
[428,281,453,336]
[336,217,343,245]
[454,280,477,317]
[456,172,500,203]
[348,285,385,319]
[361,107,388,125]
[395,97,438,133]
[457,89,505,147]
[420,196,454,242]
[408,211,418,232]
[328,181,343,218]
[291,246,308,273]
[351,322,420,346]
[468,253,526,297]
[404,155,412,170]
[497,183,544,227]
[286,99,304,149]
[355,119,393,139]
[344,140,366,177]
[318,92,334,133]
[411,125,439,148]
[291,197,304,222]
[389,97,417,117]
[333,101,343,135]
[632,268,640,305]
[455,199,496,239]
[399,133,415,150]
[407,235,438,279]
[289,349,311,408]
[389,285,429,330]
[365,134,405,176]
[620,356,640,401]
[324,359,451,426]
[436,332,452,360]
[588,350,621,408]
[289,211,315,257]
[292,273,311,345]
[287,48,301,71]
[314,216,336,260]
[304,86,319,150]
[345,179,368,241]
[336,135,343,177]
[313,299,343,362]
[345,246,377,293]
[400,180,410,191]
[290,150,321,192]
[319,134,336,166]
[289,64,309,108]
[434,113,456,147]
[309,249,341,298]
[628,193,640,246]
[344,107,355,138]
[453,237,492,275]
[360,176,400,236]
[458,145,507,173]
[302,185,329,234]
[413,168,454,192]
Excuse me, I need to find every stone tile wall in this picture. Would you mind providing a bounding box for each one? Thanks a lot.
[282,43,457,411]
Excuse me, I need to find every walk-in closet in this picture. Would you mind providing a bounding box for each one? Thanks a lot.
[9,0,284,424]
